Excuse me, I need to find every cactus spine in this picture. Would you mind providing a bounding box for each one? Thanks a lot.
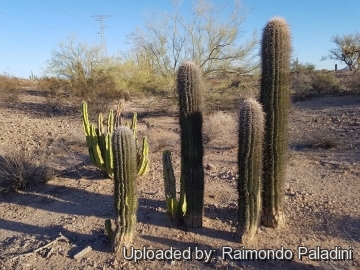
[112,126,138,251]
[235,98,264,243]
[81,101,149,178]
[260,17,291,228]
[177,61,204,228]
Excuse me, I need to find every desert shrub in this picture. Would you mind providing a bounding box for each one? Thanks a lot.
[0,151,57,193]
[347,72,360,95]
[43,36,173,102]
[311,71,341,95]
[204,74,260,111]
[291,70,342,101]
[291,73,314,101]
[0,74,22,102]
[203,111,237,143]
[37,77,67,97]
[147,129,178,153]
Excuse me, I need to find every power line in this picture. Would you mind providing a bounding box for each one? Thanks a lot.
[0,11,66,33]
[91,15,112,52]
[37,0,96,27]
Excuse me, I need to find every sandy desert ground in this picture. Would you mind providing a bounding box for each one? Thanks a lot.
[0,88,359,270]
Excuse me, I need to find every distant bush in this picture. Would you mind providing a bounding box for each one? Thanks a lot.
[311,72,341,95]
[291,64,342,101]
[42,36,175,102]
[347,72,360,95]
[0,74,22,102]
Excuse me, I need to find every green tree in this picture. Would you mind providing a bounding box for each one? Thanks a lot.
[44,35,121,99]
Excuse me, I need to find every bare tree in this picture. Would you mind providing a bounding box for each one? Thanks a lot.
[127,0,258,79]
[45,35,114,80]
[322,33,360,71]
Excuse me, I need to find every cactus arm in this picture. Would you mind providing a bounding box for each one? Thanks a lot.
[166,198,178,219]
[105,219,114,240]
[137,137,149,176]
[162,150,178,220]
[88,147,98,166]
[90,144,105,170]
[105,133,113,178]
[178,174,187,217]
[81,103,89,135]
[98,113,104,135]
[81,101,91,137]
[114,101,123,129]
[130,112,137,140]
[108,109,114,134]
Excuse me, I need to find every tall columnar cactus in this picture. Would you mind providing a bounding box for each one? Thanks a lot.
[177,61,204,228]
[81,101,149,178]
[112,126,138,251]
[235,98,265,243]
[259,17,291,228]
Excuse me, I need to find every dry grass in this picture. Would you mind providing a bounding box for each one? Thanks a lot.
[147,129,179,153]
[204,74,260,112]
[0,74,22,102]
[203,111,237,144]
[0,150,58,193]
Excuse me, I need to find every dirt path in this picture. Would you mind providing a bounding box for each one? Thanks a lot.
[0,91,359,269]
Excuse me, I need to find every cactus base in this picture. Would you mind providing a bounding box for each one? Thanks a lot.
[185,214,202,228]
[112,217,135,251]
[261,211,285,228]
[235,229,256,244]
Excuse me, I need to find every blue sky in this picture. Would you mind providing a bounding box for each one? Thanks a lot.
[1,0,359,78]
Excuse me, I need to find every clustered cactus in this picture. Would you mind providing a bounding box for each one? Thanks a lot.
[81,101,115,178]
[259,17,291,228]
[81,101,149,178]
[178,62,204,228]
[162,61,204,228]
[88,17,291,252]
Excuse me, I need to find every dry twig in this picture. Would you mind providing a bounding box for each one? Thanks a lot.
[7,233,70,262]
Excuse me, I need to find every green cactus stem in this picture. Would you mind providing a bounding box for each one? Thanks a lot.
[112,126,138,251]
[235,98,265,243]
[177,61,204,228]
[81,101,113,177]
[259,17,291,228]
[137,136,149,176]
[81,101,149,178]
[105,219,114,240]
[163,150,178,220]
[162,150,186,221]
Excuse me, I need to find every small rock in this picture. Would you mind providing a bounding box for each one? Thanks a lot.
[205,163,216,171]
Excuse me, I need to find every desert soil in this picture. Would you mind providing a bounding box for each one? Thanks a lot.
[0,89,359,270]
